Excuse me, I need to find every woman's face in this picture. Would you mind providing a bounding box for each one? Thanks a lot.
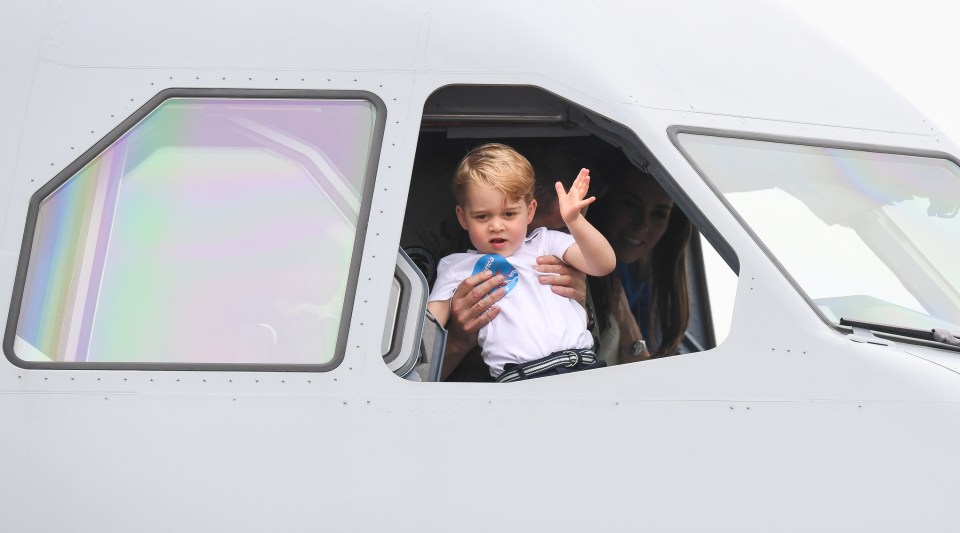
[604,175,674,264]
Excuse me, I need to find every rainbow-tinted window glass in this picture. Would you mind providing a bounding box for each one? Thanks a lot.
[15,97,377,365]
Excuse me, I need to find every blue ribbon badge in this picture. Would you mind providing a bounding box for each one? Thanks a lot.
[471,254,519,296]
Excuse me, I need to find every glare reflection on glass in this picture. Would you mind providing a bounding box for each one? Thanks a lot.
[679,133,960,331]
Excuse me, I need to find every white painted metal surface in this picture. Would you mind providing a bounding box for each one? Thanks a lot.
[1,0,958,531]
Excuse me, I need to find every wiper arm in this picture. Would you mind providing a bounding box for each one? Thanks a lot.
[840,318,960,347]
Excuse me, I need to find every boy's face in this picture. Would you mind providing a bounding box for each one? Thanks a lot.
[456,182,536,256]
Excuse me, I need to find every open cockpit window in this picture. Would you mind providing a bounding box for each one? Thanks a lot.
[7,89,384,369]
[676,131,960,344]
[396,86,738,382]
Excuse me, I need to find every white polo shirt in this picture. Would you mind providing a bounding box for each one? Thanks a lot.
[429,227,593,378]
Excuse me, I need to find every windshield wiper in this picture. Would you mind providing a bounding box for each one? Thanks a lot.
[840,318,960,347]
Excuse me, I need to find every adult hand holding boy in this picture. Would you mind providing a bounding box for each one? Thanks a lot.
[440,269,505,379]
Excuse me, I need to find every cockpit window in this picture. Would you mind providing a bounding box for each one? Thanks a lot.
[10,92,382,368]
[677,132,960,333]
[396,86,740,382]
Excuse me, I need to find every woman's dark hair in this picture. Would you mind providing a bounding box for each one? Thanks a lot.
[587,171,692,358]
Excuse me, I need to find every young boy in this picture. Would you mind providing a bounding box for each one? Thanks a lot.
[427,143,616,382]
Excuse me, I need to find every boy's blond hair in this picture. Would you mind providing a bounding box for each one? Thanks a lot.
[453,143,535,205]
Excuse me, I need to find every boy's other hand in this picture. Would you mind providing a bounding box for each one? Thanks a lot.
[534,255,587,307]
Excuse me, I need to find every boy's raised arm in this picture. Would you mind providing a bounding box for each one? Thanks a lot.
[556,169,616,277]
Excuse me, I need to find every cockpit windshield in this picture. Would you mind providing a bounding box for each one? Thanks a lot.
[677,132,960,335]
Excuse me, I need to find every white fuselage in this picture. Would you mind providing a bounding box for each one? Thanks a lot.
[1,1,958,532]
